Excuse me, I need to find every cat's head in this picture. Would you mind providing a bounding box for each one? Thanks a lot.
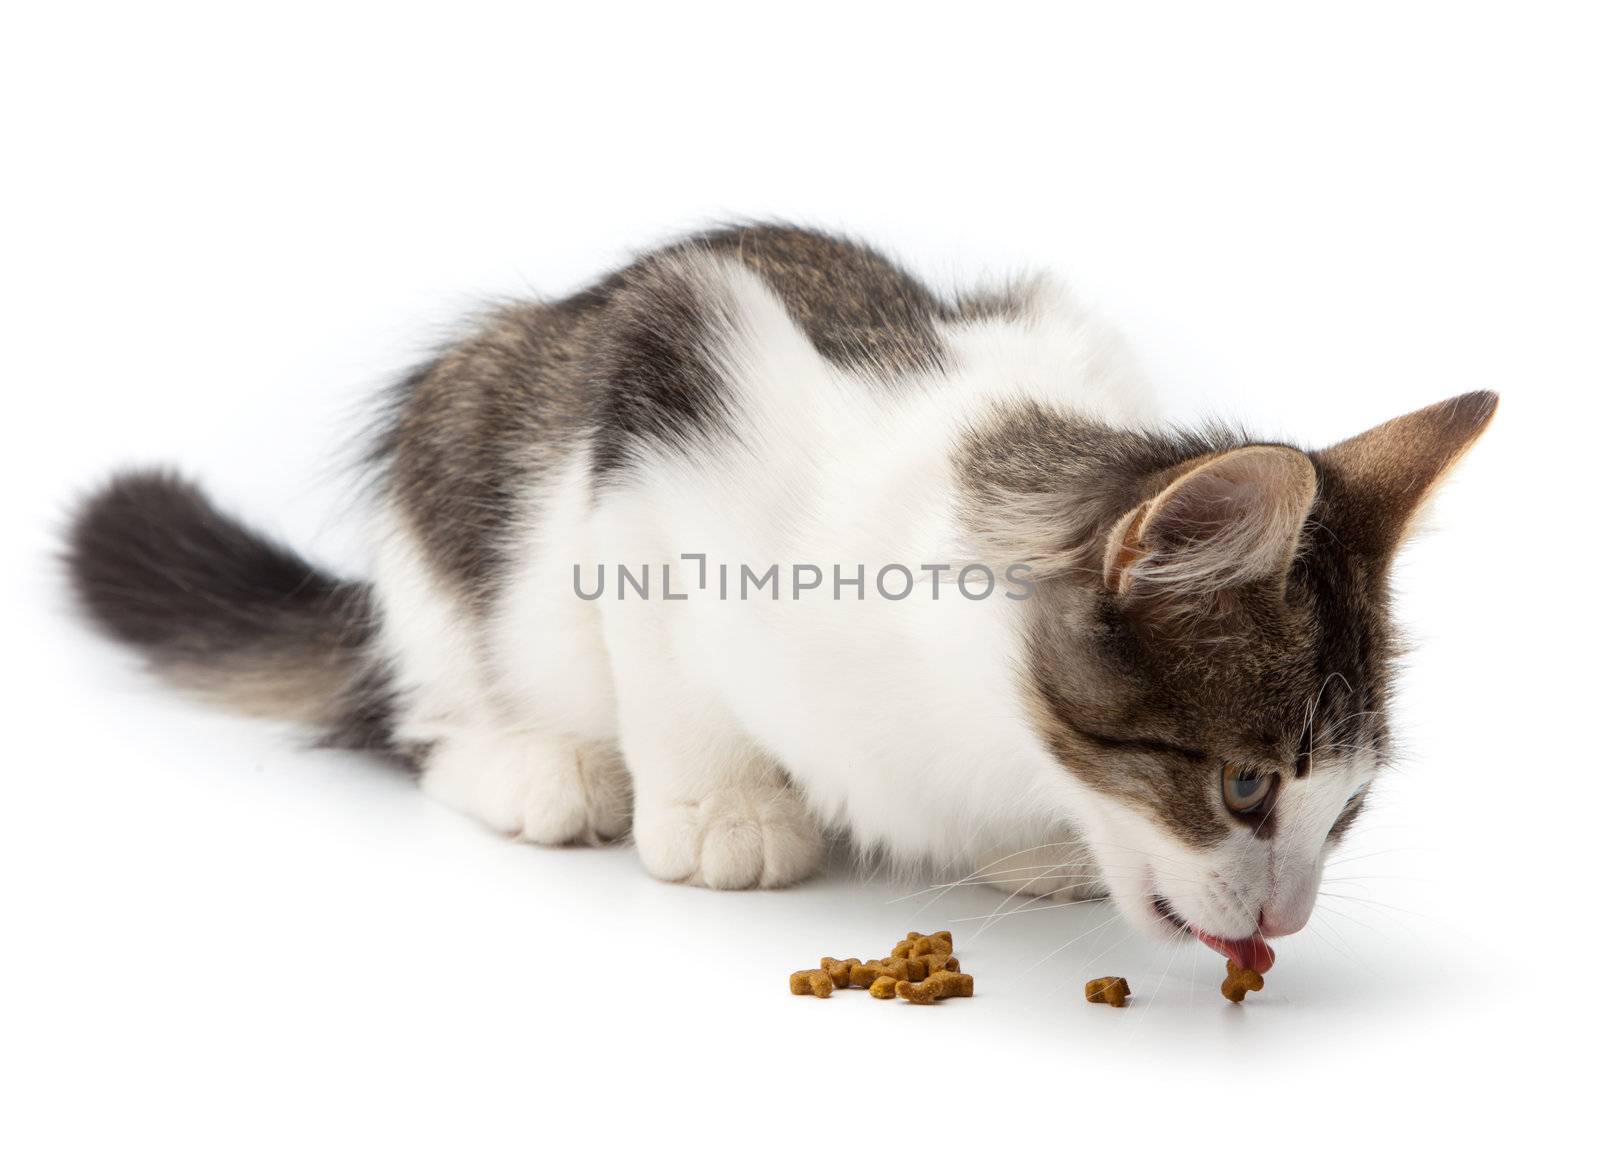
[971,392,1497,970]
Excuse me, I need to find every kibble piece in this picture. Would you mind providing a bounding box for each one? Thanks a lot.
[1084,976,1131,1007]
[849,958,911,987]
[1220,961,1265,1003]
[895,978,941,1004]
[820,957,859,988]
[868,975,900,999]
[789,969,834,998]
[892,930,954,960]
[895,969,972,1004]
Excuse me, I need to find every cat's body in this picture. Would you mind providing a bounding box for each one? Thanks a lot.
[69,225,1496,967]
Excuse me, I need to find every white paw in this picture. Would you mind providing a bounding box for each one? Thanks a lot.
[420,731,632,847]
[633,781,823,889]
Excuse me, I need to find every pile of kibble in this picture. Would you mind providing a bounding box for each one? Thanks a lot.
[789,930,972,1004]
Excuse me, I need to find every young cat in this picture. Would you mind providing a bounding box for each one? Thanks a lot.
[67,224,1496,973]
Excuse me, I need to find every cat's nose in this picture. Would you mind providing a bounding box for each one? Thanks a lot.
[1260,868,1320,937]
[1258,909,1310,938]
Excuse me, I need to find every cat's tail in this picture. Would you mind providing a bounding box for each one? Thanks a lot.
[65,469,396,752]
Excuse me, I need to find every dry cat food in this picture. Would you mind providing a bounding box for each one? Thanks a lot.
[896,970,975,1004]
[1083,976,1132,1008]
[820,957,859,988]
[849,958,911,986]
[1084,962,1267,1008]
[798,930,1265,1009]
[1220,961,1265,1003]
[789,930,970,1004]
[892,930,953,961]
[868,975,900,999]
[789,969,835,998]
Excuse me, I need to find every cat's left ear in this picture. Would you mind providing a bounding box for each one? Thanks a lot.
[1313,390,1499,559]
[1103,445,1318,598]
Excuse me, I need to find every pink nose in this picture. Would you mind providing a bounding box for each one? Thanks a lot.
[1258,907,1311,938]
[1260,868,1321,937]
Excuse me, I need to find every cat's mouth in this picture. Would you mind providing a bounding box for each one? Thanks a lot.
[1151,895,1276,973]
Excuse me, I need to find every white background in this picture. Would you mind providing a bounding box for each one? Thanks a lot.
[4,3,1596,1151]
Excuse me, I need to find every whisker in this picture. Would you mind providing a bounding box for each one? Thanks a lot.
[1017,908,1128,980]
[944,892,1111,922]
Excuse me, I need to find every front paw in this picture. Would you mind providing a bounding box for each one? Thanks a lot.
[633,783,823,889]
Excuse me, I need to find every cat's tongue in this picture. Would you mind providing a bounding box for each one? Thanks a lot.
[1191,928,1276,973]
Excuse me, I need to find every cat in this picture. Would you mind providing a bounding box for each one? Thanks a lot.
[66,224,1496,973]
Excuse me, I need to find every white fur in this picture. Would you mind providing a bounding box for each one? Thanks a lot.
[1077,751,1374,943]
[369,254,1352,958]
[373,487,632,848]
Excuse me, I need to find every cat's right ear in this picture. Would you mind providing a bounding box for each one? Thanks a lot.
[1103,445,1318,600]
[1312,390,1499,560]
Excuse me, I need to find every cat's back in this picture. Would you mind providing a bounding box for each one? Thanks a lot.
[373,225,1154,599]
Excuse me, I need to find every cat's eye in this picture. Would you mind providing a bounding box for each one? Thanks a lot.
[1221,764,1276,816]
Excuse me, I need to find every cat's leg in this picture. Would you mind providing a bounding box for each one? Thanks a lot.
[603,608,822,889]
[625,718,823,890]
[374,501,632,846]
[419,729,632,846]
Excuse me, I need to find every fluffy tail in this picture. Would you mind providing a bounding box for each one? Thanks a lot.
[66,470,395,750]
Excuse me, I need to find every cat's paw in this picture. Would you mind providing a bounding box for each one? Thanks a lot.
[517,741,633,846]
[633,781,823,889]
[420,731,632,847]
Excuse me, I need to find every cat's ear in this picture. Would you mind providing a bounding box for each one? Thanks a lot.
[1313,390,1499,559]
[1104,445,1318,598]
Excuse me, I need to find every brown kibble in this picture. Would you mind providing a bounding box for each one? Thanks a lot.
[1220,961,1265,1003]
[1084,976,1131,1007]
[789,969,834,998]
[868,975,899,999]
[849,958,912,987]
[934,969,973,997]
[793,931,968,1004]
[892,930,954,960]
[820,957,859,988]
[895,969,972,1004]
[907,947,953,973]
[872,954,940,983]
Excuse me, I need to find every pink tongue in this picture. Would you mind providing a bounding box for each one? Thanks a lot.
[1192,929,1276,973]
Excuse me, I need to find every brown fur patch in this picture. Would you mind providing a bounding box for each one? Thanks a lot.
[372,224,972,605]
[674,224,952,377]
